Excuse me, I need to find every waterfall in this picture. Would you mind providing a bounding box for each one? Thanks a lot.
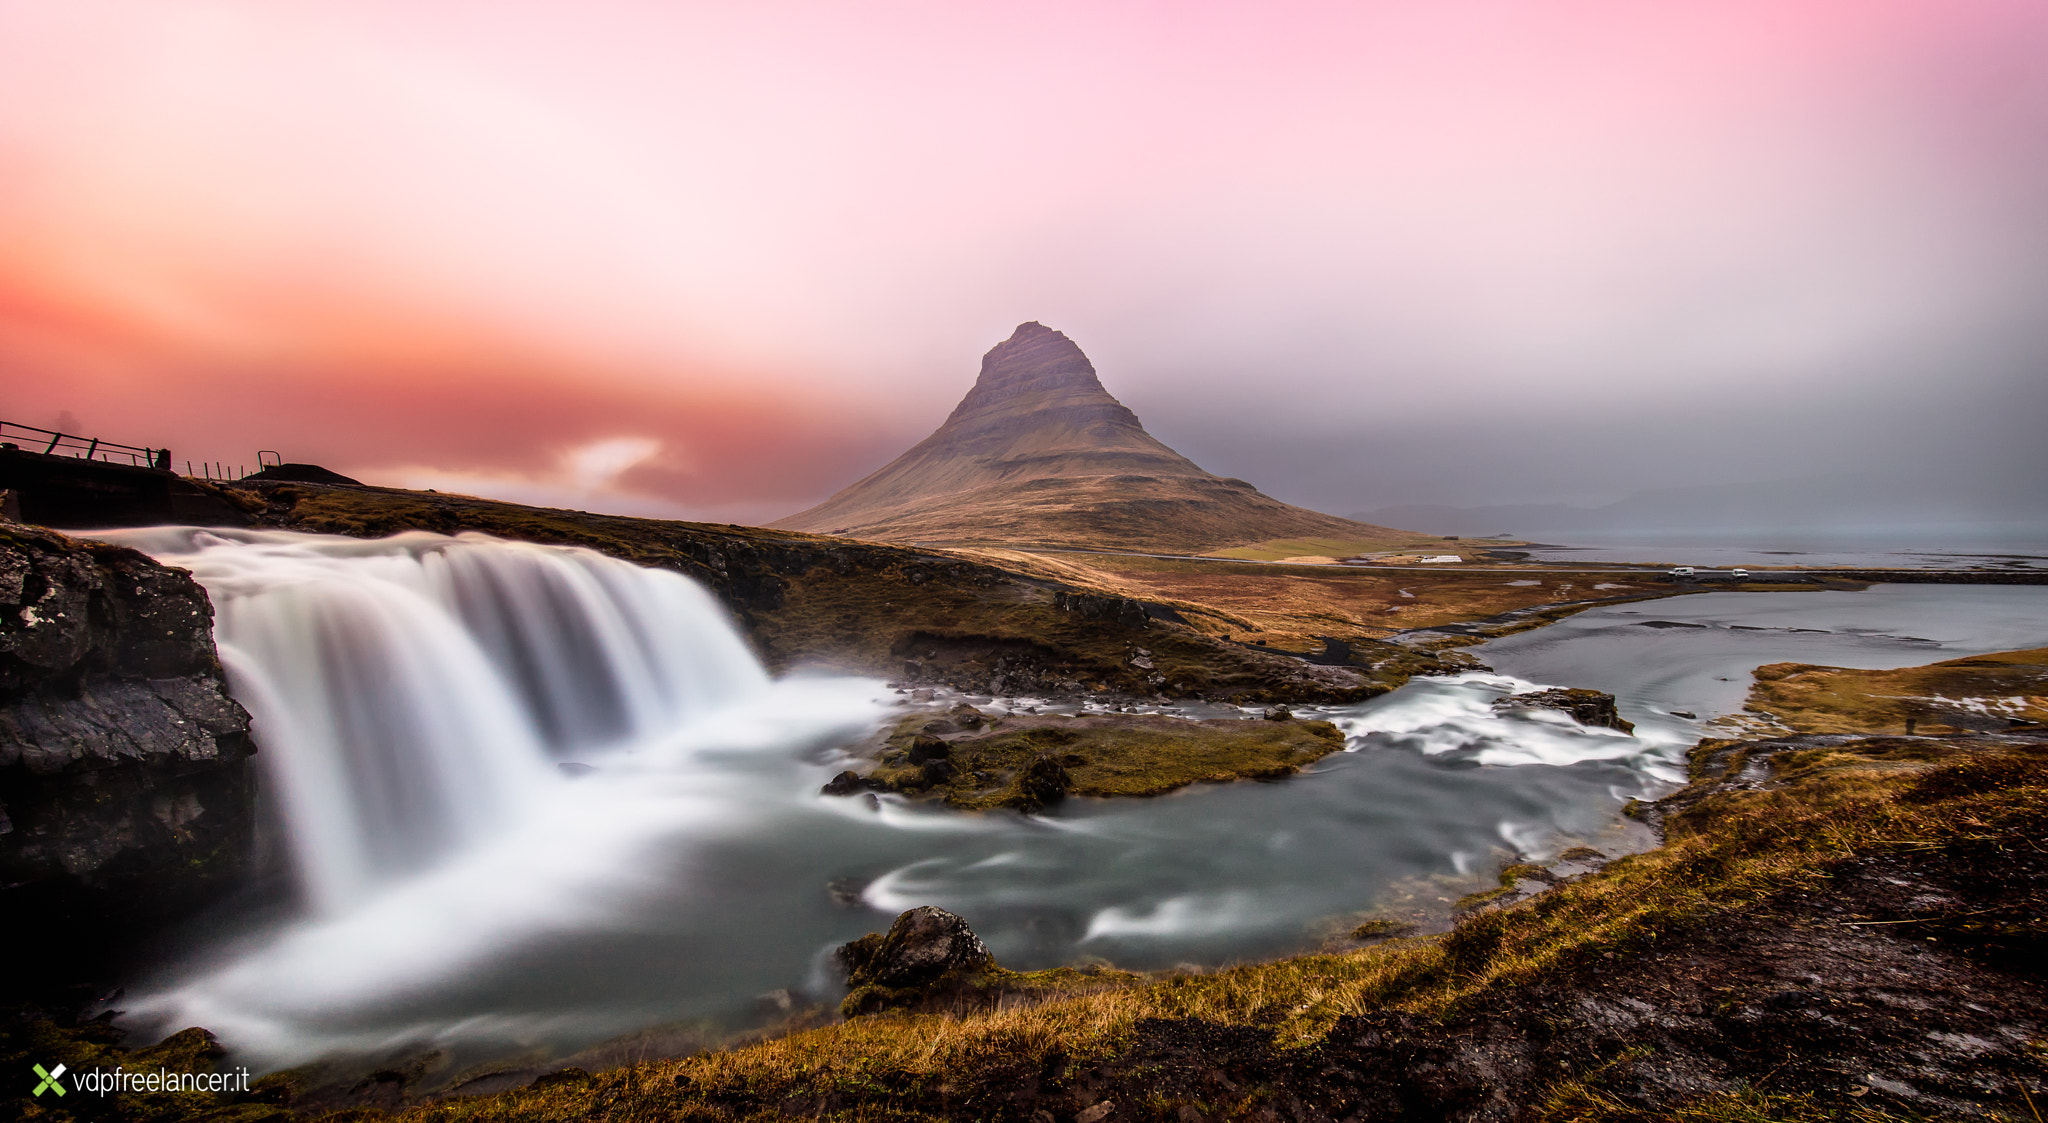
[103,527,771,912]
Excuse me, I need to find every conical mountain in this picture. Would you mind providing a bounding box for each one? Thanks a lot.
[773,323,1412,553]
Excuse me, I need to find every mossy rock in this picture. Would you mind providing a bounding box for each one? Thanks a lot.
[836,711,1347,811]
[837,906,1007,1017]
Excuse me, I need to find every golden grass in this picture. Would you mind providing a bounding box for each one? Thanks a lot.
[1538,1080,1915,1122]
[1040,551,1677,652]
[1743,647,2048,737]
[1206,535,1448,562]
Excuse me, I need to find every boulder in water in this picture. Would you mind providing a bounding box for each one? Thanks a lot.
[821,769,880,796]
[835,905,1001,1016]
[1493,688,1635,733]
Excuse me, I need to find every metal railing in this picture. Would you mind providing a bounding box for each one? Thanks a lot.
[0,421,169,470]
[189,461,251,481]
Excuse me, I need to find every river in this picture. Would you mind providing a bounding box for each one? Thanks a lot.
[96,528,2048,1071]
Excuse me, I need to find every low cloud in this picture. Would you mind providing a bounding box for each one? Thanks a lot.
[376,436,781,524]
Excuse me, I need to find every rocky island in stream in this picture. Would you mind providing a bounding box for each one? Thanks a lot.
[824,702,1347,811]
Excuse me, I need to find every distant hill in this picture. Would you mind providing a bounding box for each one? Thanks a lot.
[1356,473,2048,540]
[773,323,1413,553]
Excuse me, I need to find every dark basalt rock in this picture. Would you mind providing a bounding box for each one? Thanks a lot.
[843,905,995,988]
[1054,591,1157,629]
[1494,687,1636,733]
[944,702,988,729]
[905,734,952,764]
[836,905,1002,1016]
[0,521,258,998]
[1012,755,1070,812]
[821,769,880,796]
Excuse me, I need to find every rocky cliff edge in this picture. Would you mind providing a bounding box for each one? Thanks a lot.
[0,521,257,997]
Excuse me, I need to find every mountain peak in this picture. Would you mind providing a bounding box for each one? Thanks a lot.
[906,323,1203,481]
[945,322,1111,424]
[771,323,1400,551]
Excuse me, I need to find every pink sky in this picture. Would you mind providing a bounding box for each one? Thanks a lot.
[4,0,2045,520]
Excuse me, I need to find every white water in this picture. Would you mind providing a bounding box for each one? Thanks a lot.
[98,528,892,1061]
[108,528,788,912]
[1329,671,1674,775]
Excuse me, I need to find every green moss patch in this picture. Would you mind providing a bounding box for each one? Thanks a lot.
[851,710,1347,810]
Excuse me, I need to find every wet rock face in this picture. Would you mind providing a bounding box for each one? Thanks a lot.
[835,906,1003,1016]
[0,522,257,995]
[841,906,995,990]
[0,527,219,688]
[1494,687,1636,733]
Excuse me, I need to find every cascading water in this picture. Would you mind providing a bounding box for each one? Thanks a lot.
[107,528,776,913]
[99,526,891,1065]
